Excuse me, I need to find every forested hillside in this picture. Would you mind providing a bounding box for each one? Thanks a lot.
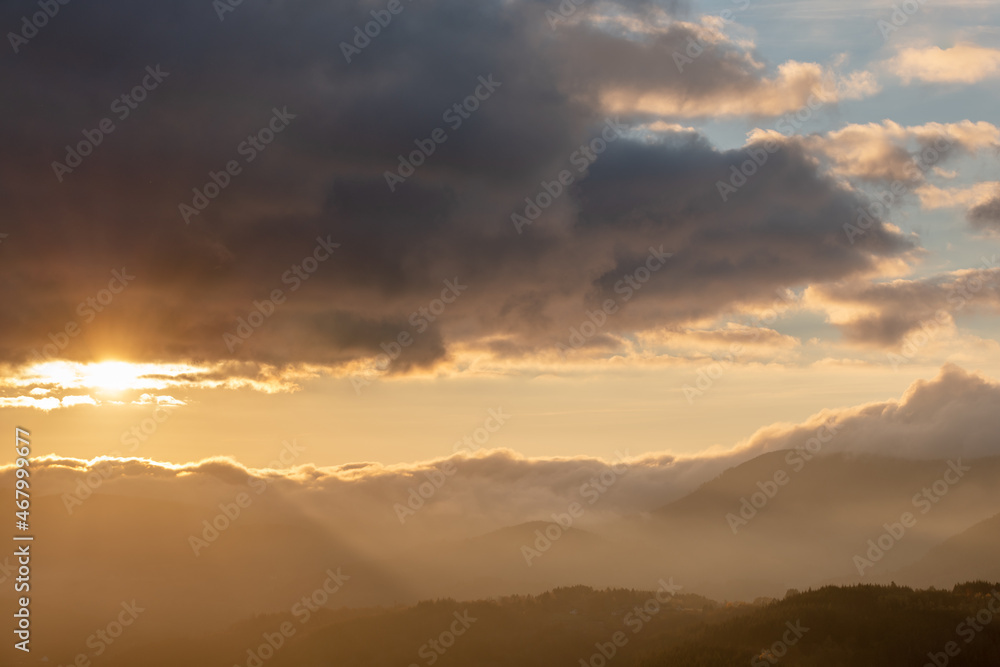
[97,582,1000,667]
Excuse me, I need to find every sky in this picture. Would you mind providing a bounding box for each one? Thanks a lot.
[2,0,1000,469]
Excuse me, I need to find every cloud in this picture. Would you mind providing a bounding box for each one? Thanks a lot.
[12,363,1000,647]
[635,323,802,361]
[0,0,916,380]
[805,267,1000,347]
[0,395,97,410]
[968,188,1000,231]
[25,448,724,537]
[134,393,186,406]
[531,6,880,119]
[916,182,1000,210]
[0,360,315,406]
[14,365,1000,535]
[886,43,1000,84]
[751,120,1000,185]
[599,57,879,118]
[739,364,1000,460]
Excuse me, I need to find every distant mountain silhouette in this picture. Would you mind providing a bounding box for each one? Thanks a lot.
[888,512,1000,587]
[18,452,1000,666]
[647,452,1000,598]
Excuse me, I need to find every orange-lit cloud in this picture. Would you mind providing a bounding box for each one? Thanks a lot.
[0,360,322,408]
[15,365,1000,532]
[599,54,878,118]
[916,181,1000,210]
[886,43,1000,84]
[750,120,1000,185]
[805,268,1000,347]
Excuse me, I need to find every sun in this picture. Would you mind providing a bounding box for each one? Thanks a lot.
[21,360,206,396]
[80,361,142,393]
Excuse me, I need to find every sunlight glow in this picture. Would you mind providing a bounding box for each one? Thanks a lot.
[81,361,142,392]
[17,360,206,393]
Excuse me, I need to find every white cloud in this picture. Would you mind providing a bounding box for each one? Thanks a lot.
[886,43,1000,84]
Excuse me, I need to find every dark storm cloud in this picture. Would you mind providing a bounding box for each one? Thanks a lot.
[0,0,907,371]
[577,138,912,324]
